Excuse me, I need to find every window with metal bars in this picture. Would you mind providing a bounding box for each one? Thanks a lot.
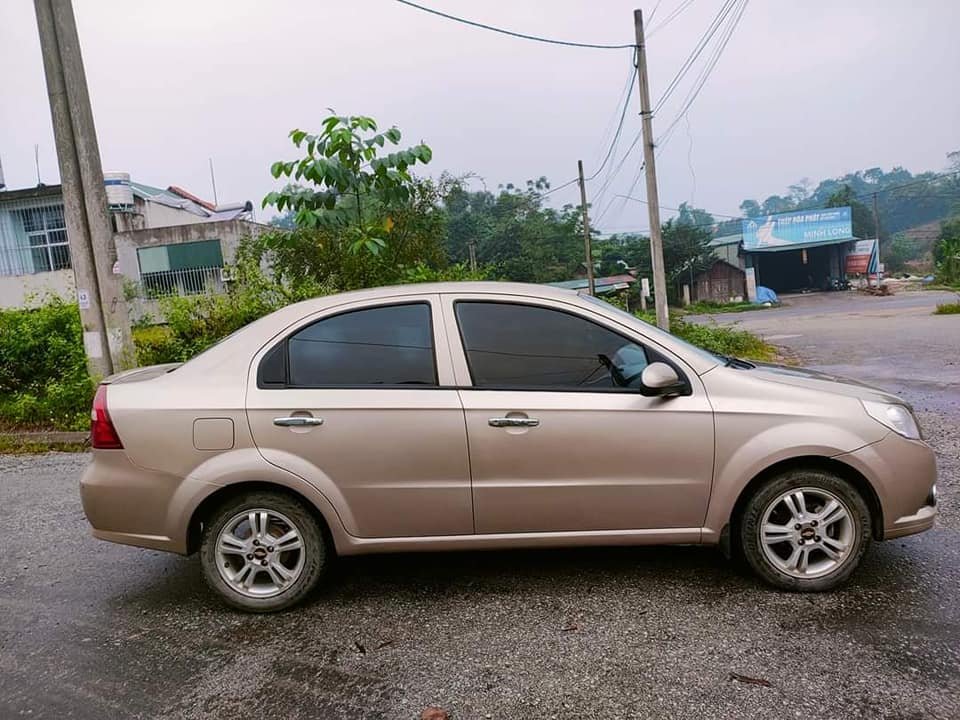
[18,205,71,272]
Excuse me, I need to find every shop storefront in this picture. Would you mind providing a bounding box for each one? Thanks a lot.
[741,207,856,294]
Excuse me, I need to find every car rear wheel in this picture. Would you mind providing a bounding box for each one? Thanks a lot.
[740,469,872,591]
[200,491,327,612]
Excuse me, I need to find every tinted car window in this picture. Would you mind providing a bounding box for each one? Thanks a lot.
[455,302,649,389]
[287,303,436,386]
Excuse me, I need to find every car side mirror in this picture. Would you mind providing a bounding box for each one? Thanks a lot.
[639,362,686,397]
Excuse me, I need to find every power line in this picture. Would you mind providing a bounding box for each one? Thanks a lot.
[652,0,739,115]
[591,57,639,170]
[656,0,749,152]
[540,177,580,197]
[587,62,639,182]
[393,0,637,50]
[647,0,665,25]
[647,0,698,38]
[614,193,741,219]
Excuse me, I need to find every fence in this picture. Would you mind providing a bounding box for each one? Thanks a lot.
[0,245,72,276]
[133,266,226,298]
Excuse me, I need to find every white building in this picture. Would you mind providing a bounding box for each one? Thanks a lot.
[0,176,261,311]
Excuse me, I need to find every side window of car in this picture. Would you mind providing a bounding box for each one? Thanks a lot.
[265,303,437,387]
[455,301,651,390]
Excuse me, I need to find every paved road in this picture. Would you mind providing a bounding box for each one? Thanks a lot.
[1,290,958,719]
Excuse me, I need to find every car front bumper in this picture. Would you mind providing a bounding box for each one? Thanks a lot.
[836,433,938,540]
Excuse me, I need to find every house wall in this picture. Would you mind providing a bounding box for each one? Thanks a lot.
[0,268,74,309]
[713,242,742,267]
[114,218,268,280]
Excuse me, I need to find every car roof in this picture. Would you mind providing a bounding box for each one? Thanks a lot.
[271,281,580,318]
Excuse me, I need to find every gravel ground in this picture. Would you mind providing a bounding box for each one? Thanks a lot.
[1,290,957,719]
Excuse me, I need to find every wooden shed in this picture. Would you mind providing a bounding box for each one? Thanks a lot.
[692,259,747,303]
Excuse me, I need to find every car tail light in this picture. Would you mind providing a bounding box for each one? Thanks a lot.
[91,384,123,449]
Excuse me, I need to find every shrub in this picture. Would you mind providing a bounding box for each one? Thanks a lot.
[132,325,182,366]
[0,297,93,430]
[934,301,960,315]
[133,238,337,364]
[670,319,776,361]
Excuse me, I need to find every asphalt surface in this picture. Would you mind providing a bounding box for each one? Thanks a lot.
[2,290,958,719]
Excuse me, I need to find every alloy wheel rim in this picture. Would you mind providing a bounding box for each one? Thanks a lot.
[759,487,855,580]
[214,508,306,598]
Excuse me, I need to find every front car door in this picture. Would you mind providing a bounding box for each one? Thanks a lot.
[442,293,715,536]
[246,295,473,538]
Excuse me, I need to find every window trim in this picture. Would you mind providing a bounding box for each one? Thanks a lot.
[256,301,440,390]
[452,299,691,395]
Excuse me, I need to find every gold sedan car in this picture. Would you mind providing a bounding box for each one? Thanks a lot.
[81,283,937,611]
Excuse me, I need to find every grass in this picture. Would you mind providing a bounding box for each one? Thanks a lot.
[0,435,88,454]
[635,312,777,362]
[934,301,960,315]
[672,319,777,362]
[682,300,772,315]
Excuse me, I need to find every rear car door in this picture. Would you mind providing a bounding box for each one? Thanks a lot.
[443,295,715,535]
[246,296,473,538]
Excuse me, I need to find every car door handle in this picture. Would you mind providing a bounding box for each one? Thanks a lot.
[273,416,324,427]
[488,417,540,428]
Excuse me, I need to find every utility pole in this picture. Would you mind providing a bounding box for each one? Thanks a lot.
[467,238,478,274]
[577,159,596,295]
[872,191,882,285]
[35,0,133,376]
[634,9,669,330]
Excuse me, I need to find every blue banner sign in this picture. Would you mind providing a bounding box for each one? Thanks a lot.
[742,207,852,250]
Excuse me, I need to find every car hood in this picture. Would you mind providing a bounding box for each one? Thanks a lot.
[745,362,906,405]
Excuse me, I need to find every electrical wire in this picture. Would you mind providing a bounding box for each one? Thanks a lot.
[656,0,749,152]
[647,0,664,25]
[587,63,639,182]
[540,177,580,197]
[647,0,697,38]
[393,0,637,50]
[591,58,639,170]
[652,0,740,116]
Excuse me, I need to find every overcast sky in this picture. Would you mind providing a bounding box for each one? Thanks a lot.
[1,0,958,232]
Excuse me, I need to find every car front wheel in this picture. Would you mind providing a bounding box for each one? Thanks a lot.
[200,491,328,612]
[740,469,872,591]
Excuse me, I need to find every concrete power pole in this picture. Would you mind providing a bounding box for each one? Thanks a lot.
[35,0,133,377]
[577,160,596,296]
[872,191,882,284]
[634,9,670,330]
[467,238,478,274]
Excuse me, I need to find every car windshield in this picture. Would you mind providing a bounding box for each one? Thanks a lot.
[580,293,722,367]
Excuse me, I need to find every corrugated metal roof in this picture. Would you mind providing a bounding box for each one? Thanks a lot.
[709,233,742,247]
[549,274,637,294]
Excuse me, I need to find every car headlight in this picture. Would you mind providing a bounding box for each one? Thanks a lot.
[862,400,921,440]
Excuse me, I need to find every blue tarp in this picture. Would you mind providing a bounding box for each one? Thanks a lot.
[754,286,779,304]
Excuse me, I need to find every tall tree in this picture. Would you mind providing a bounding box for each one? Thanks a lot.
[264,113,432,256]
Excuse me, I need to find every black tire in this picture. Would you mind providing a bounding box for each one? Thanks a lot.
[200,491,328,612]
[740,469,872,592]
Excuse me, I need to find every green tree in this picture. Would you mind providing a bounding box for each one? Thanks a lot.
[661,219,716,302]
[443,177,584,283]
[739,199,761,218]
[883,233,918,273]
[677,202,715,228]
[262,176,450,291]
[825,185,877,239]
[935,218,960,284]
[264,113,432,255]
